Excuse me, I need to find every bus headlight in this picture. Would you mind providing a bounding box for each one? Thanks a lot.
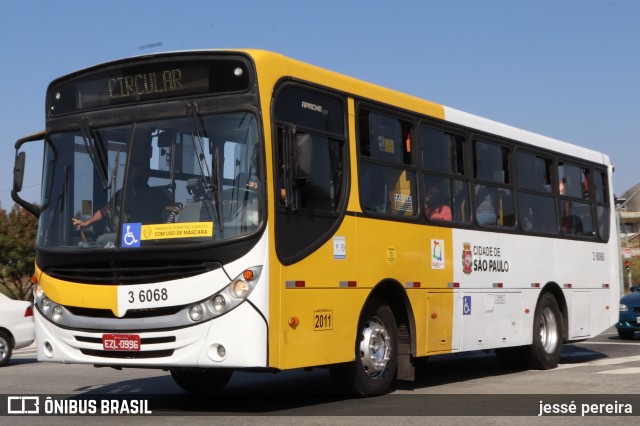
[188,266,263,322]
[210,295,226,313]
[33,284,44,301]
[620,304,629,312]
[41,298,52,314]
[232,280,250,298]
[52,306,64,322]
[189,304,205,322]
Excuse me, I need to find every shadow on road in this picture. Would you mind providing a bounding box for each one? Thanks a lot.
[62,343,610,415]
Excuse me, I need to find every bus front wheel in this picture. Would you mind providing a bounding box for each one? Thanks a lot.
[527,293,563,370]
[332,299,398,396]
[170,368,233,393]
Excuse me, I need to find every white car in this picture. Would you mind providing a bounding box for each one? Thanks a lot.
[0,292,35,366]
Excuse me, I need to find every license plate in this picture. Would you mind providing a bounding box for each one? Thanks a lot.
[102,334,141,351]
[637,317,640,324]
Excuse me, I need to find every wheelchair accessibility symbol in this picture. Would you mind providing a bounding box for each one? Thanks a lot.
[121,223,142,248]
[463,295,472,315]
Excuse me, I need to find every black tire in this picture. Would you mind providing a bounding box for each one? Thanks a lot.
[332,298,398,396]
[526,293,563,370]
[0,331,13,367]
[617,329,635,340]
[170,368,233,393]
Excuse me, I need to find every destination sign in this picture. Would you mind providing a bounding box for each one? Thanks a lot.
[48,57,251,116]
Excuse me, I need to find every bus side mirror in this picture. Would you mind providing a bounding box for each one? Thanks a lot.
[293,133,312,179]
[11,131,46,217]
[13,151,26,192]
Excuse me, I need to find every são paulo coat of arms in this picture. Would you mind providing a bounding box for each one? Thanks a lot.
[462,242,473,275]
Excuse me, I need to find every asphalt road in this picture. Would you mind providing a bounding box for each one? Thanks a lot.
[2,327,640,425]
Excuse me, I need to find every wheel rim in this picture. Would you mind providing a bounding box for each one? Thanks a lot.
[0,340,7,361]
[539,306,559,354]
[359,318,392,379]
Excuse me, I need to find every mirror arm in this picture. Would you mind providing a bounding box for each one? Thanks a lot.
[11,130,46,217]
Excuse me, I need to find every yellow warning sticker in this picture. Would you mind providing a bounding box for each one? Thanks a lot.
[141,222,214,240]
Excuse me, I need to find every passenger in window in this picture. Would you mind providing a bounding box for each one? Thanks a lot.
[475,185,497,225]
[559,177,571,217]
[278,164,307,209]
[424,186,452,221]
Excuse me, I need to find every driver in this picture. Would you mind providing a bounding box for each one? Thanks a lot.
[73,162,170,236]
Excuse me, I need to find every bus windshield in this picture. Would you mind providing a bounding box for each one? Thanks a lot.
[37,111,263,250]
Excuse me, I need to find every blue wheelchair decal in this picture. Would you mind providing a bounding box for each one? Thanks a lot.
[122,223,141,248]
[463,295,472,315]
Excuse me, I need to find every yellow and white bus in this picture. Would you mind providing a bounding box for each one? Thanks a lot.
[12,50,619,395]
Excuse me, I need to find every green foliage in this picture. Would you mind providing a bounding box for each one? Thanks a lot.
[0,204,38,300]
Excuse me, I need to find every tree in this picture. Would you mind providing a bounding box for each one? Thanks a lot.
[0,204,38,300]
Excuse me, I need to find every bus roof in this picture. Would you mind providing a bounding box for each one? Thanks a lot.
[61,48,611,167]
[243,49,610,167]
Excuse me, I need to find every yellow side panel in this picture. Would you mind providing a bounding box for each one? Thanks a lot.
[282,288,369,369]
[273,215,456,367]
[426,292,455,354]
[355,219,453,289]
[248,51,452,368]
[275,214,359,369]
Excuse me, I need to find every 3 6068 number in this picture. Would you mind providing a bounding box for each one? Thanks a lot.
[128,288,168,304]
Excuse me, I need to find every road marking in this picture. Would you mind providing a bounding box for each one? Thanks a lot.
[555,354,640,370]
[13,346,37,358]
[597,367,640,375]
[578,341,640,345]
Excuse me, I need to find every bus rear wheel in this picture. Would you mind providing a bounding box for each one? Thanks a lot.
[526,293,563,370]
[332,299,398,396]
[170,368,233,393]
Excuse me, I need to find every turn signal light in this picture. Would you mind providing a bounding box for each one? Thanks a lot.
[243,269,255,281]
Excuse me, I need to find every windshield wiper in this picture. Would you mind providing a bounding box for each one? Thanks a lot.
[80,117,110,190]
[186,102,223,231]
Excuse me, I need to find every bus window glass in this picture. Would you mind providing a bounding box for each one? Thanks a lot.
[361,112,412,166]
[561,201,594,236]
[516,151,552,192]
[595,170,610,240]
[518,193,558,234]
[422,175,469,222]
[558,162,589,200]
[420,125,469,223]
[558,161,594,237]
[423,175,453,221]
[597,206,610,240]
[276,134,342,212]
[474,140,510,184]
[594,170,607,204]
[361,163,417,215]
[359,111,416,217]
[421,126,465,175]
[473,140,514,227]
[38,112,263,249]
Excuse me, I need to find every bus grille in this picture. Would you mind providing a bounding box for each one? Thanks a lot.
[80,349,174,359]
[42,260,221,285]
[66,305,183,319]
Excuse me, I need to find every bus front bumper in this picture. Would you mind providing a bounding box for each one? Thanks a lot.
[34,301,268,369]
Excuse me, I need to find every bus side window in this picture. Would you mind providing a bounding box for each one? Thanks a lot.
[594,170,610,240]
[516,150,558,234]
[359,111,416,216]
[558,161,594,236]
[473,140,514,227]
[420,125,469,223]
